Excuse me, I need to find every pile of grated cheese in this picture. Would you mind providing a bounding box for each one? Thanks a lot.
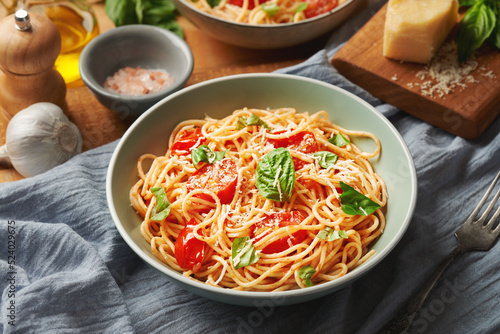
[397,41,497,98]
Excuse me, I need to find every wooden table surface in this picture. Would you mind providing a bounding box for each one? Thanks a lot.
[0,1,333,182]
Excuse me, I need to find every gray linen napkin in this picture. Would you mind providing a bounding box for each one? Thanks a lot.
[1,1,500,333]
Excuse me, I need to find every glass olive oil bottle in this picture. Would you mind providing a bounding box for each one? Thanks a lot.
[24,0,99,87]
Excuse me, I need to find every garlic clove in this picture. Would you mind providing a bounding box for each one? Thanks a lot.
[0,102,83,178]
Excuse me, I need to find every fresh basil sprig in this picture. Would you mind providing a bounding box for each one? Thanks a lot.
[457,0,499,63]
[231,237,260,269]
[105,0,183,38]
[236,114,271,130]
[256,148,295,202]
[329,133,350,147]
[298,265,316,287]
[191,145,228,167]
[309,151,339,169]
[339,182,381,216]
[150,186,171,221]
[317,227,348,241]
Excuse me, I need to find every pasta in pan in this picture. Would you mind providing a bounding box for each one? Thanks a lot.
[190,0,347,25]
[130,108,387,291]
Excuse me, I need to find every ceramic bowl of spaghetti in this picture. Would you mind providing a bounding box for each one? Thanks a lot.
[107,73,417,306]
[173,0,363,49]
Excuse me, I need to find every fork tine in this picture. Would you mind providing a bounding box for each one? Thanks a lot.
[477,184,500,226]
[485,202,500,233]
[465,170,500,225]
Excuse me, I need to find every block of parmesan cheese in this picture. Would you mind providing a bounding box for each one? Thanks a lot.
[383,0,459,64]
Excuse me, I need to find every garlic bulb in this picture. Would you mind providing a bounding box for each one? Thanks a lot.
[0,102,82,178]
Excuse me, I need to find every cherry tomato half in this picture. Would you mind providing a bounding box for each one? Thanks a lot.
[186,159,238,205]
[171,128,206,156]
[268,131,319,169]
[252,211,307,254]
[304,0,339,18]
[175,218,206,272]
[228,0,267,10]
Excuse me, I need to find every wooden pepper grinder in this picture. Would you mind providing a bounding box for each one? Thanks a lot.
[0,9,66,116]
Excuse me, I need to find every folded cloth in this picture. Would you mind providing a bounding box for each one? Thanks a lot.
[1,1,500,333]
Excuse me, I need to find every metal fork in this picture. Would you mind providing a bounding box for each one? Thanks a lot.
[380,170,500,333]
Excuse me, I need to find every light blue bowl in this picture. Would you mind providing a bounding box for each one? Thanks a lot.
[107,73,418,306]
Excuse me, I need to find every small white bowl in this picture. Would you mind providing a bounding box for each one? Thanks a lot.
[79,25,194,119]
[106,73,418,306]
[174,0,363,49]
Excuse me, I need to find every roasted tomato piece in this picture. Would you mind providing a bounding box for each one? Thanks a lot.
[175,218,206,272]
[268,131,319,153]
[251,211,307,254]
[228,0,267,10]
[186,159,238,205]
[171,128,206,156]
[268,131,319,169]
[304,0,339,18]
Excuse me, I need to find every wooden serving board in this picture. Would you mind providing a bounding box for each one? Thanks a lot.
[331,4,500,139]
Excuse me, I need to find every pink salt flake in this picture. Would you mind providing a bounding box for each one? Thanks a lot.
[104,66,175,96]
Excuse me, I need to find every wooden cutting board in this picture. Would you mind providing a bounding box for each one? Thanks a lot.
[331,4,500,139]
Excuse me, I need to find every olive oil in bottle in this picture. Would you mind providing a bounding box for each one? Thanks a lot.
[25,0,99,87]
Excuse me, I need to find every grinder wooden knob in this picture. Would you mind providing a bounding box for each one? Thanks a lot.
[0,10,66,115]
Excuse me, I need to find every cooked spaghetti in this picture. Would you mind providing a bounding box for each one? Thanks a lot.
[190,0,347,25]
[130,108,387,291]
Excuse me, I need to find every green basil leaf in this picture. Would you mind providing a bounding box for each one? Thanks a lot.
[150,186,171,221]
[191,145,228,167]
[236,117,247,130]
[339,181,381,216]
[457,1,497,63]
[141,0,177,25]
[256,148,295,202]
[295,2,308,13]
[298,265,315,287]
[105,0,137,26]
[487,19,500,49]
[236,114,271,130]
[459,0,478,7]
[231,236,260,269]
[135,0,145,23]
[262,3,279,16]
[105,0,184,38]
[154,20,184,38]
[207,0,221,7]
[317,227,348,241]
[329,133,350,147]
[309,151,338,169]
